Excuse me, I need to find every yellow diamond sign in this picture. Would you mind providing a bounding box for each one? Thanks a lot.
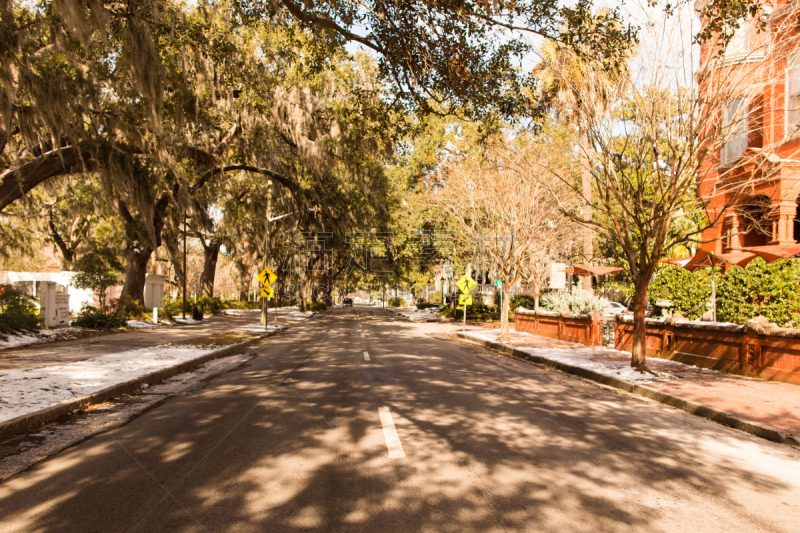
[257,267,277,287]
[456,274,477,295]
[260,287,274,298]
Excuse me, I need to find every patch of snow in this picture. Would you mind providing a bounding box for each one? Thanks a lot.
[235,324,284,333]
[0,328,84,350]
[0,344,220,423]
[222,309,261,316]
[126,320,159,329]
[173,318,202,325]
[463,329,685,384]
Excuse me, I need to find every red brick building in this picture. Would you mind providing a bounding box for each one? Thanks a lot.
[697,1,800,252]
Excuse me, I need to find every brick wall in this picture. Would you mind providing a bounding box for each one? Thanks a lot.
[515,309,604,346]
[614,316,800,385]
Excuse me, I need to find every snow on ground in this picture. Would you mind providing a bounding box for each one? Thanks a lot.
[222,309,260,316]
[0,344,220,423]
[284,310,314,321]
[126,320,160,329]
[463,329,687,384]
[0,328,84,351]
[173,317,203,325]
[234,324,284,333]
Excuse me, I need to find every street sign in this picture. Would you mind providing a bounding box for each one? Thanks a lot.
[458,294,472,306]
[456,274,477,295]
[332,290,338,296]
[257,267,277,287]
[260,287,274,298]
[494,280,504,286]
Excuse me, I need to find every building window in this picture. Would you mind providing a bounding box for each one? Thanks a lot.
[722,98,748,164]
[725,22,750,59]
[787,59,800,135]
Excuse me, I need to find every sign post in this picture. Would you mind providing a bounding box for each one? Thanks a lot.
[456,274,477,332]
[257,265,277,328]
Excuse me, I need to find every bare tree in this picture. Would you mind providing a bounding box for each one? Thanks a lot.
[534,4,781,370]
[417,129,577,339]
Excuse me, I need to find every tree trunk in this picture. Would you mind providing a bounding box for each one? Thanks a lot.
[299,276,309,311]
[580,130,593,291]
[121,245,152,303]
[630,282,648,370]
[163,224,186,291]
[534,284,540,311]
[499,279,511,340]
[200,239,221,297]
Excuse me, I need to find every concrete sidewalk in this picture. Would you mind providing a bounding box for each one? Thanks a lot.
[456,328,800,444]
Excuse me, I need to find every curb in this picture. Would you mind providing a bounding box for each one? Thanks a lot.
[454,332,794,445]
[0,331,276,441]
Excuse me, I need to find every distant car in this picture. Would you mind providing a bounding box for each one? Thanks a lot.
[343,297,353,307]
[606,301,628,315]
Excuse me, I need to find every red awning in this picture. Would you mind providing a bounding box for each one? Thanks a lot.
[741,244,800,264]
[563,265,623,277]
[681,249,755,272]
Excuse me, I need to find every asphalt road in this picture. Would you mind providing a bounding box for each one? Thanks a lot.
[1,306,799,532]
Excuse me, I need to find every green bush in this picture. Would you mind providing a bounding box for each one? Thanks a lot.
[439,301,499,320]
[112,295,147,319]
[72,306,128,330]
[511,294,538,310]
[389,297,404,307]
[647,266,712,320]
[225,300,262,310]
[415,302,440,310]
[717,258,800,327]
[0,286,42,336]
[307,301,329,312]
[598,281,634,307]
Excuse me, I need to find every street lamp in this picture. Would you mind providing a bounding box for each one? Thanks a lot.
[440,276,445,304]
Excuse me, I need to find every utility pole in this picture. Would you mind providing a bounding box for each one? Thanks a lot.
[260,181,273,327]
[182,212,188,320]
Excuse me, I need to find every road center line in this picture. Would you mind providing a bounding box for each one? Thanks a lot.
[378,407,405,459]
[363,351,370,362]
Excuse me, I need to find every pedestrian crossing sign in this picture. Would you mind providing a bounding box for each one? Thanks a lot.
[456,275,477,295]
[458,294,472,306]
[257,267,277,287]
[260,287,274,298]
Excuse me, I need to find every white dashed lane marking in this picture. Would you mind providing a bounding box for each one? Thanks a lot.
[378,407,405,459]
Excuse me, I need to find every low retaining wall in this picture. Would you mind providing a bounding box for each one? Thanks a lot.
[614,316,800,385]
[515,308,604,346]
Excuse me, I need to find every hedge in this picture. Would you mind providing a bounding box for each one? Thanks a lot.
[649,259,800,326]
[716,258,800,327]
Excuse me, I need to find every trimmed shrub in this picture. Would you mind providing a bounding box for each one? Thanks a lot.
[307,301,329,312]
[647,266,711,320]
[511,294,538,310]
[0,286,42,336]
[439,301,499,320]
[226,300,262,310]
[389,297,404,307]
[72,306,128,330]
[717,258,800,327]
